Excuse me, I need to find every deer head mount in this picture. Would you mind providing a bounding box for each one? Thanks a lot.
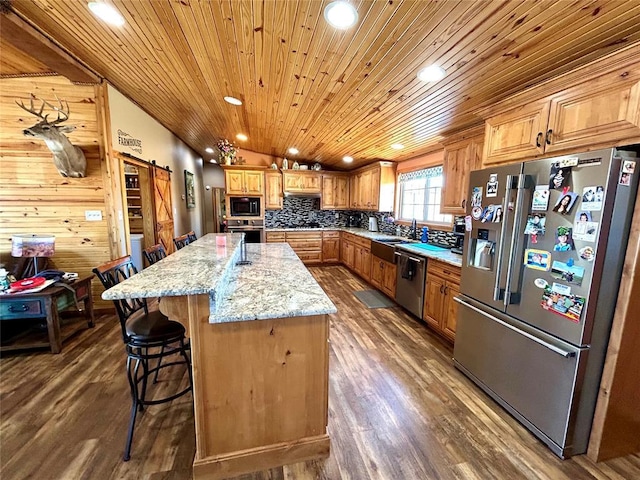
[16,94,87,178]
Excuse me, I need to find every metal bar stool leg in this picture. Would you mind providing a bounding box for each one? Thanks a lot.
[154,345,165,384]
[124,355,142,461]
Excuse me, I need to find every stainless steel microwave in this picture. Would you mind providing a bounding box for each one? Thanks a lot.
[229,196,261,217]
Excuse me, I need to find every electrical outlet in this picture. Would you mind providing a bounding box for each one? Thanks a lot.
[335,213,339,219]
[85,210,103,221]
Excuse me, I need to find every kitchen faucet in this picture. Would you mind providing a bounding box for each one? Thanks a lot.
[409,219,417,240]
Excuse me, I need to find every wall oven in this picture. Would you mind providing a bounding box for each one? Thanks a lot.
[227,219,265,243]
[229,196,261,217]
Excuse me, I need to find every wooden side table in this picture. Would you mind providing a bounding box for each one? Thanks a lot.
[0,275,95,354]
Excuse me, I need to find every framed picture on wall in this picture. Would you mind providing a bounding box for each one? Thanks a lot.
[184,170,195,208]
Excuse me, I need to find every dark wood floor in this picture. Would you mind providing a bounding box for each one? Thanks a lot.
[1,265,638,480]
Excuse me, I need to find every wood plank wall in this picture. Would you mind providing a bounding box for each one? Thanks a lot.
[0,76,112,310]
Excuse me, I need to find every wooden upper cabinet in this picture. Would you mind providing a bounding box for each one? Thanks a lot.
[483,100,550,165]
[321,174,349,210]
[545,73,640,154]
[223,166,265,195]
[349,162,396,212]
[441,127,484,214]
[282,171,321,193]
[264,172,283,209]
[481,62,640,165]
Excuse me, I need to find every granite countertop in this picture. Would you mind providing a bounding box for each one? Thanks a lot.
[267,226,463,267]
[214,243,337,323]
[101,233,337,324]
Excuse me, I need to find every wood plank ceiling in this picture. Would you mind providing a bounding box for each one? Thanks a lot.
[9,0,640,169]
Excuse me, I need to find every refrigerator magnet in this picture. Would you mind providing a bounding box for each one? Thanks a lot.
[486,174,498,197]
[554,226,574,251]
[471,187,483,207]
[574,213,598,242]
[558,157,579,168]
[551,282,572,296]
[582,186,604,211]
[534,278,548,289]
[471,206,482,220]
[622,160,636,174]
[464,215,473,231]
[550,260,584,286]
[579,246,595,262]
[541,286,585,323]
[524,214,546,235]
[549,163,571,190]
[480,204,496,222]
[532,185,550,211]
[553,192,578,215]
[524,249,551,271]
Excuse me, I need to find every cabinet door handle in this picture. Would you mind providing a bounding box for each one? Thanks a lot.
[545,129,553,145]
[461,199,466,209]
[8,304,29,313]
[444,286,449,295]
[440,285,444,294]
[536,132,543,148]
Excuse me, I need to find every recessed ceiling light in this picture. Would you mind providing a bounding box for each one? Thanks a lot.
[288,147,299,155]
[209,159,217,163]
[205,147,214,153]
[391,143,404,150]
[417,65,446,82]
[224,96,243,106]
[343,156,353,163]
[236,134,248,141]
[324,1,358,29]
[88,2,125,27]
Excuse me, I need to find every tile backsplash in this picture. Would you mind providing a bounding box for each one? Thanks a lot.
[265,197,460,247]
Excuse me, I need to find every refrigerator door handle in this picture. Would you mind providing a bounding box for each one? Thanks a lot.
[503,174,529,307]
[493,175,516,302]
[454,297,577,358]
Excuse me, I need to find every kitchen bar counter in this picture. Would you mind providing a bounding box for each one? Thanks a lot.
[267,226,463,267]
[101,234,334,480]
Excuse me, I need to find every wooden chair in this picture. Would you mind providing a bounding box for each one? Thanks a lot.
[186,231,197,243]
[92,256,192,461]
[143,243,167,266]
[173,234,190,250]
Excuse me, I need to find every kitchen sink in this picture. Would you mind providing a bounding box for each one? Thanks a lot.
[402,243,448,252]
[371,239,400,263]
[372,237,412,244]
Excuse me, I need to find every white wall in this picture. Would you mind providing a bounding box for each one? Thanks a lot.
[107,84,204,237]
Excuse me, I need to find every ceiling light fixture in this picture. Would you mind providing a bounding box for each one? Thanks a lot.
[288,147,299,155]
[417,65,446,82]
[236,134,248,141]
[324,1,358,29]
[205,147,214,153]
[88,2,125,27]
[343,156,353,163]
[224,96,243,106]
[209,159,217,164]
[391,143,404,150]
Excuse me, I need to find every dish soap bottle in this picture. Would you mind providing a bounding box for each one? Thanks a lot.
[0,268,10,292]
[421,226,429,243]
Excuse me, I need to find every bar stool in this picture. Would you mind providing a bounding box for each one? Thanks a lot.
[186,231,197,243]
[143,243,167,266]
[173,233,190,250]
[92,256,192,461]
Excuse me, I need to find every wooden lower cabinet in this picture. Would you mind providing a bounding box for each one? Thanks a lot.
[423,260,461,342]
[285,232,322,265]
[322,231,340,263]
[341,239,355,269]
[370,256,397,298]
[353,245,371,282]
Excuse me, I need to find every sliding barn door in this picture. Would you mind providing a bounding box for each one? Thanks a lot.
[152,167,175,254]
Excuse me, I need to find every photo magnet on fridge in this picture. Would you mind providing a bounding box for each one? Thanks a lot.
[524,249,551,271]
[480,204,496,223]
[541,286,585,323]
[471,206,483,220]
[579,246,595,262]
[553,192,578,215]
[550,260,585,286]
[532,185,550,211]
[554,226,574,251]
[549,162,571,190]
[471,187,483,207]
[486,174,498,197]
[619,170,632,186]
[574,211,598,242]
[524,213,546,235]
[582,186,604,211]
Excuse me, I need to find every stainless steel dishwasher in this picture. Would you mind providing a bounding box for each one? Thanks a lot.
[394,249,427,318]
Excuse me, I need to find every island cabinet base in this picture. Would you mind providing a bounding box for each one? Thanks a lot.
[160,295,331,480]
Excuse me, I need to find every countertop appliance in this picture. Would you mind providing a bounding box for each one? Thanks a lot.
[452,219,465,254]
[368,217,378,232]
[454,147,639,458]
[347,214,359,227]
[394,248,426,318]
[229,196,261,217]
[227,218,265,243]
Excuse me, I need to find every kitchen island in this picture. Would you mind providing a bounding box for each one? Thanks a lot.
[102,234,336,480]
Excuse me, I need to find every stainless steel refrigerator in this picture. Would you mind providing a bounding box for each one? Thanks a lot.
[453,147,639,458]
